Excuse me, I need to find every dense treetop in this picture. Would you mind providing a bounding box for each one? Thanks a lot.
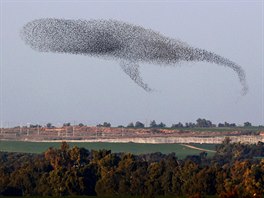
[0,140,263,197]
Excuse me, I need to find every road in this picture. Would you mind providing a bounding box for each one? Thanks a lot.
[181,144,216,153]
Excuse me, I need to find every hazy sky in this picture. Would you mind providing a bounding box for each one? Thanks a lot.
[1,1,263,127]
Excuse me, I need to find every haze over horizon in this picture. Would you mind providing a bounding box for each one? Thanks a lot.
[0,1,263,127]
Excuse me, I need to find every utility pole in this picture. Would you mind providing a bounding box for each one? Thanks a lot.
[27,123,29,136]
[20,123,22,135]
[73,121,75,137]
[57,122,60,137]
[145,119,149,129]
[37,123,40,135]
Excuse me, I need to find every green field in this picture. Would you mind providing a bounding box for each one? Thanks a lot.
[190,143,217,151]
[0,141,216,159]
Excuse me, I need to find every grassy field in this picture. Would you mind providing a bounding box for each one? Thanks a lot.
[0,141,216,159]
[191,143,217,151]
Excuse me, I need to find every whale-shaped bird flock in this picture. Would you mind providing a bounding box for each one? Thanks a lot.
[20,18,248,95]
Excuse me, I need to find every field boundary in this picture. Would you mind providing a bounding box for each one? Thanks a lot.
[181,144,216,153]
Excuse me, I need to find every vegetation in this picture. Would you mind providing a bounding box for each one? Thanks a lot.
[127,122,135,128]
[46,123,54,129]
[218,122,236,127]
[0,139,263,197]
[63,122,71,127]
[25,119,261,131]
[244,122,252,127]
[135,121,145,128]
[149,120,166,128]
[115,118,256,130]
[97,122,111,127]
[78,123,85,127]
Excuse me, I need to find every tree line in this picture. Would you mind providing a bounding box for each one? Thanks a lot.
[0,139,263,197]
[102,119,255,129]
[19,119,258,129]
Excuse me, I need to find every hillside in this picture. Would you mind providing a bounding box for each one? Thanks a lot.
[0,126,263,144]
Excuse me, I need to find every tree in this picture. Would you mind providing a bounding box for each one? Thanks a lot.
[29,124,41,128]
[145,161,165,196]
[224,122,230,127]
[44,142,71,169]
[46,123,53,129]
[9,163,39,196]
[95,153,120,196]
[218,123,225,127]
[63,123,71,127]
[135,121,144,128]
[47,168,68,196]
[127,122,134,128]
[158,122,166,128]
[150,120,157,128]
[78,123,84,127]
[185,122,195,128]
[97,122,111,127]
[196,118,213,128]
[244,122,252,127]
[103,122,111,127]
[171,122,184,128]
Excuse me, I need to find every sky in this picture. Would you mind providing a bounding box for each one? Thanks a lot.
[0,0,263,127]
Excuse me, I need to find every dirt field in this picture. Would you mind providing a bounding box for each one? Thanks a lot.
[0,126,263,144]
